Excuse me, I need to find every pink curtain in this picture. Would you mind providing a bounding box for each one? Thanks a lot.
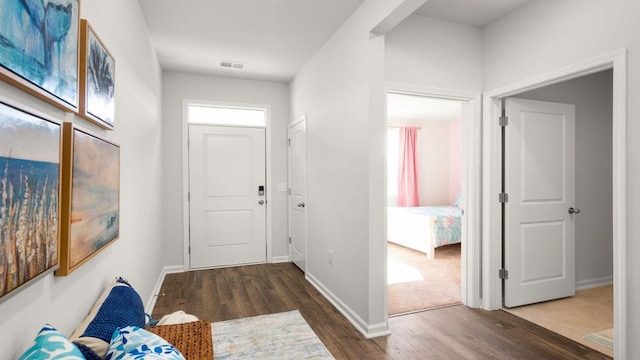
[397,127,419,207]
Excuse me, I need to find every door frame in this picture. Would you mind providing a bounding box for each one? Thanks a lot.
[287,114,308,271]
[482,49,627,357]
[385,82,483,308]
[181,99,273,270]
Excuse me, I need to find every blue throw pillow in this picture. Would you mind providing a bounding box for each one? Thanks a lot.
[106,326,185,360]
[18,324,85,360]
[69,277,145,359]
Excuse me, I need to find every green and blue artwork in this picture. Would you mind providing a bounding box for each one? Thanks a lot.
[0,0,79,108]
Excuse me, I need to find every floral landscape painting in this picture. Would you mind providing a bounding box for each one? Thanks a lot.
[0,101,60,300]
[67,128,119,270]
[0,0,79,109]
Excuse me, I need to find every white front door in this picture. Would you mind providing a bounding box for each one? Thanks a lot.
[504,98,576,308]
[288,118,307,272]
[188,125,267,268]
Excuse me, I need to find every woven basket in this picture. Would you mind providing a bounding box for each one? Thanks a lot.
[146,320,214,360]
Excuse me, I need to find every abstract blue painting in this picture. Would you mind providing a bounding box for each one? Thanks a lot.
[0,99,61,300]
[0,0,79,110]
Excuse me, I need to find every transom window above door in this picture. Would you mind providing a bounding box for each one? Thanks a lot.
[188,103,266,127]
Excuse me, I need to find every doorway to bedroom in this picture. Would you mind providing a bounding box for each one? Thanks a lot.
[386,92,464,316]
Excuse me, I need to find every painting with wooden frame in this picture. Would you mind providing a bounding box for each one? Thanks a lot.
[57,123,119,276]
[0,96,61,301]
[79,19,115,129]
[0,0,80,112]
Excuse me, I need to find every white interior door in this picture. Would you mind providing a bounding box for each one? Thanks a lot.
[504,98,576,308]
[188,125,266,268]
[289,118,307,272]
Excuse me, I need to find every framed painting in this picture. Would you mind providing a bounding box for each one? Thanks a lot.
[57,123,119,276]
[0,96,61,302]
[0,0,80,112]
[79,19,115,129]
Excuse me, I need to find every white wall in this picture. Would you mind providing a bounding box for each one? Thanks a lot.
[161,72,290,266]
[449,117,462,204]
[0,1,163,357]
[515,70,614,287]
[385,14,482,92]
[483,0,640,355]
[290,0,410,334]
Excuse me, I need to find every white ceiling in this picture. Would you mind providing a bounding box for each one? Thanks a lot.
[414,0,533,27]
[137,0,365,82]
[137,0,533,82]
[387,93,461,121]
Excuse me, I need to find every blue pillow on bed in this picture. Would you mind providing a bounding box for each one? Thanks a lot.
[454,193,462,207]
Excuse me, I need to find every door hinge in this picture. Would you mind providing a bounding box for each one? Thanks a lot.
[288,236,292,244]
[288,138,291,146]
[499,116,509,127]
[288,188,291,195]
[188,245,191,255]
[499,269,509,280]
[499,193,509,203]
[187,192,190,201]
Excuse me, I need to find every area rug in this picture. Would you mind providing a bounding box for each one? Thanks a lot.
[212,310,334,359]
[583,328,614,350]
[388,242,461,316]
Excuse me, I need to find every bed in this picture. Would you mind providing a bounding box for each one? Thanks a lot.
[387,205,462,259]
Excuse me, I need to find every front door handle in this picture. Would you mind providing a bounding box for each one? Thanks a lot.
[568,207,580,214]
[297,202,305,208]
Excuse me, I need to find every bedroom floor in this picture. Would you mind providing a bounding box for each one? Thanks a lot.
[387,242,461,316]
[503,285,614,358]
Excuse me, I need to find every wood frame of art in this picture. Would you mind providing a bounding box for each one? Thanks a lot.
[56,123,119,276]
[78,19,115,129]
[0,0,81,112]
[0,96,62,302]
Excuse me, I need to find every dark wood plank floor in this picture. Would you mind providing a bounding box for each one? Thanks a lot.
[152,263,612,360]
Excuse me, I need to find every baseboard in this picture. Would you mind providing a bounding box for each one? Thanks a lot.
[145,265,184,314]
[270,255,290,263]
[305,272,390,339]
[576,276,613,290]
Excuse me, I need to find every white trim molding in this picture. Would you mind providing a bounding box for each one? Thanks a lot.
[576,276,613,291]
[482,48,627,358]
[306,272,391,339]
[145,265,185,314]
[385,82,483,309]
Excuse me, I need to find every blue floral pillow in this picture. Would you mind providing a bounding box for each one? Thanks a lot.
[18,325,85,360]
[106,326,185,360]
[454,192,462,207]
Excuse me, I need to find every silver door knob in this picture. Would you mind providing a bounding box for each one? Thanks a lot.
[568,207,580,214]
[297,202,305,208]
[258,200,265,205]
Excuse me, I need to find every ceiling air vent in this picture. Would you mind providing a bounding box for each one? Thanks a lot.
[219,60,246,70]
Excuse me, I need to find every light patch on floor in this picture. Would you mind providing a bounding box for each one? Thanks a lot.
[387,259,424,285]
[504,285,613,358]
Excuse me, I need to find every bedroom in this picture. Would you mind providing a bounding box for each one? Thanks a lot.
[386,92,463,316]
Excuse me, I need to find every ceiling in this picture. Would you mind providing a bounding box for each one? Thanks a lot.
[414,0,533,27]
[137,0,366,82]
[137,0,533,83]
